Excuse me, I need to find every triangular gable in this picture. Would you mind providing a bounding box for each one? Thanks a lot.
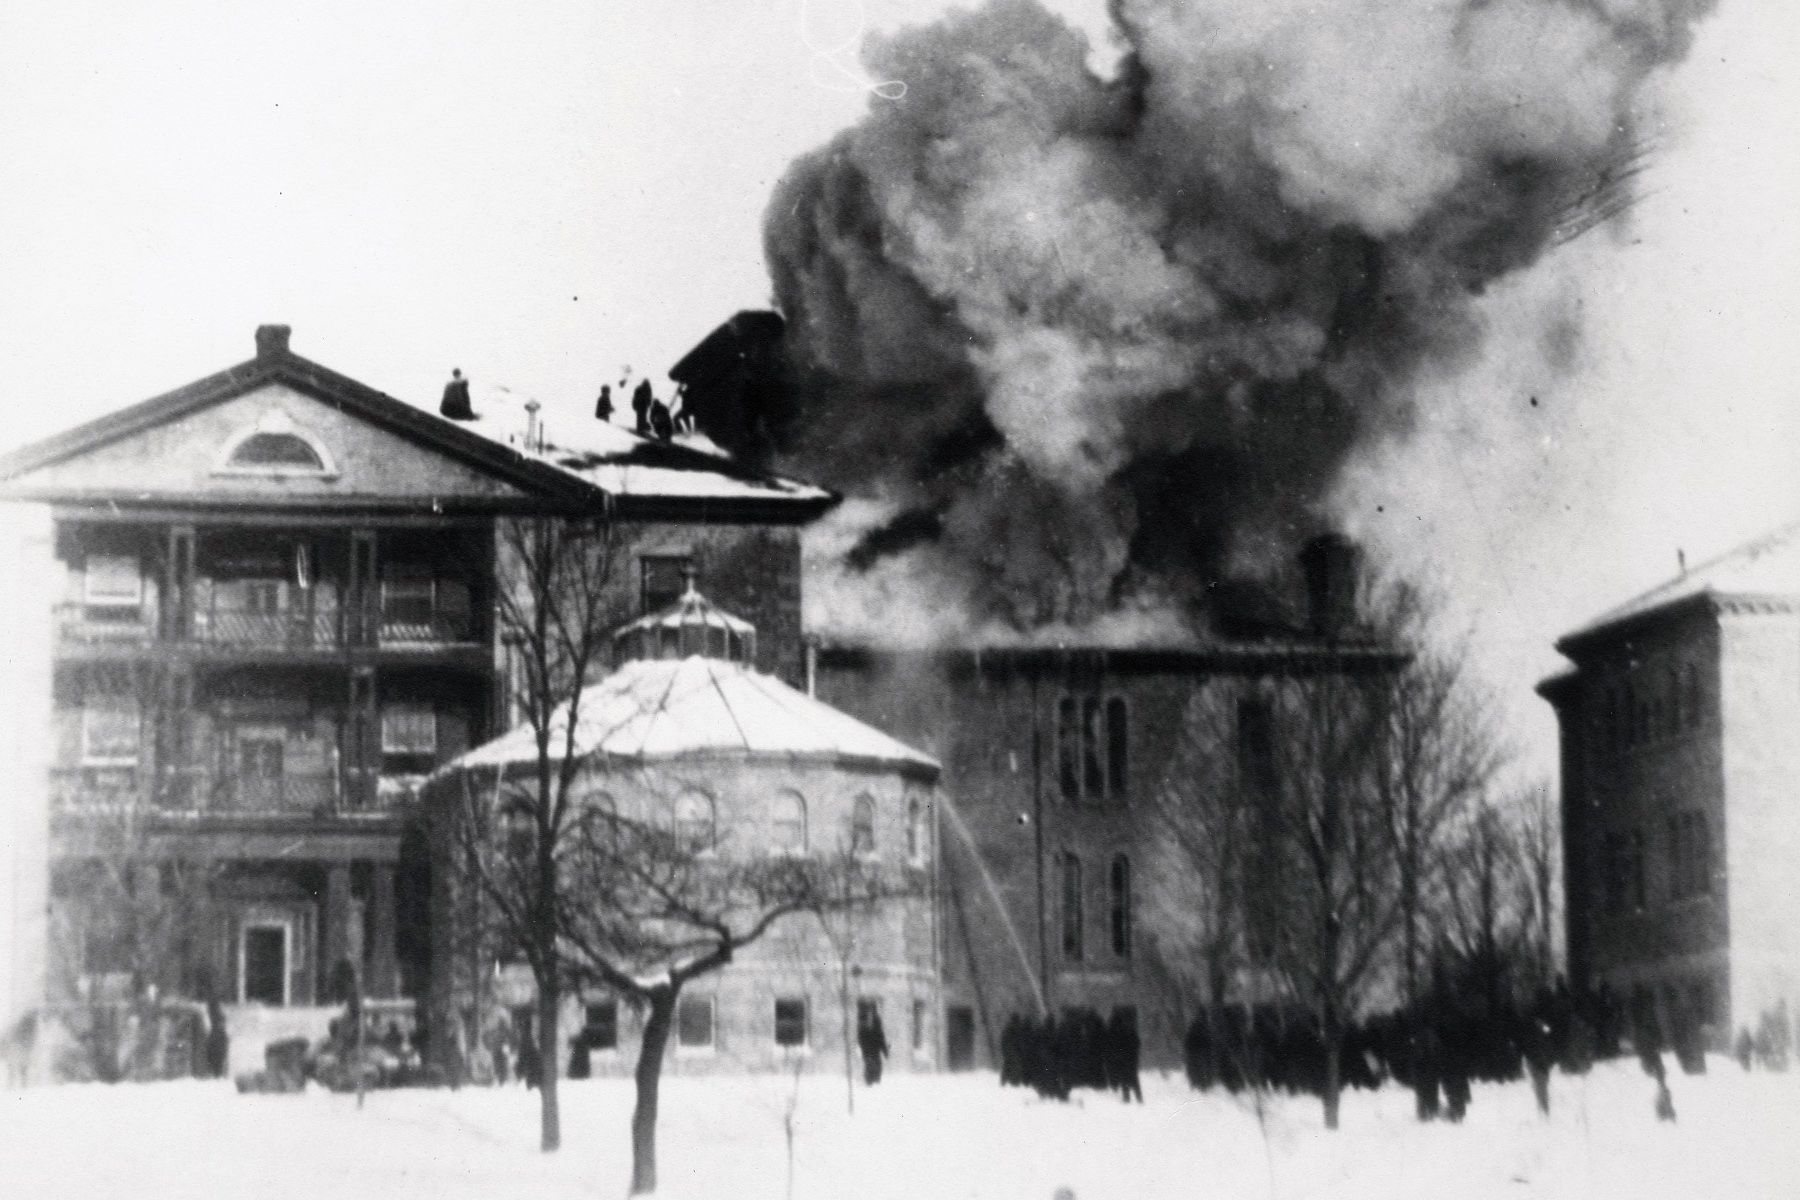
[0,351,600,511]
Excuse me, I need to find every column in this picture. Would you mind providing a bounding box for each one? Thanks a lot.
[369,863,398,999]
[323,864,352,1002]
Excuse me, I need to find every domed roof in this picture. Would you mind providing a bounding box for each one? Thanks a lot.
[443,655,938,777]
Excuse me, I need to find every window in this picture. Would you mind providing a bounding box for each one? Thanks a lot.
[83,555,143,617]
[1061,853,1084,962]
[1058,694,1128,803]
[1668,811,1711,900]
[850,794,876,856]
[1605,829,1646,912]
[381,705,437,755]
[906,796,926,863]
[1236,697,1276,800]
[582,1000,618,1051]
[82,698,142,766]
[380,565,435,629]
[774,997,808,1048]
[640,555,691,614]
[769,791,807,855]
[676,995,715,1050]
[228,431,326,470]
[1109,854,1132,958]
[911,998,926,1053]
[675,791,716,850]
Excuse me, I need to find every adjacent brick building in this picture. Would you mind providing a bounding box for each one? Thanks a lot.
[1541,521,1800,1048]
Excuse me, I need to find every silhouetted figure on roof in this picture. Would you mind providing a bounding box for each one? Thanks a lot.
[595,383,613,422]
[440,368,474,420]
[650,397,674,441]
[632,379,654,436]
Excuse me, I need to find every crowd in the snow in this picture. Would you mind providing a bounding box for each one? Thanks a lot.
[999,1008,1143,1103]
[1174,981,1800,1124]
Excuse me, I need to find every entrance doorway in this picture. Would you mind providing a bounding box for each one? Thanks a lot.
[946,1005,976,1071]
[242,923,289,1005]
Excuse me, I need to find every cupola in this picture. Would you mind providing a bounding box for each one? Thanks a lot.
[611,568,757,666]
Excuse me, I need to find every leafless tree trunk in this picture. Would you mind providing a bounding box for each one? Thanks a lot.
[445,513,622,1152]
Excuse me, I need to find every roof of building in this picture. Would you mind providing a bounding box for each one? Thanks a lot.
[0,326,835,522]
[440,654,940,778]
[1558,520,1800,650]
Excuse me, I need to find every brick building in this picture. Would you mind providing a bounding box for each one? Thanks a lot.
[0,325,832,1075]
[1541,521,1800,1048]
[812,541,1404,1070]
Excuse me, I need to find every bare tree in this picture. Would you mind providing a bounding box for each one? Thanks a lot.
[443,512,622,1152]
[1366,585,1508,1009]
[555,768,915,1195]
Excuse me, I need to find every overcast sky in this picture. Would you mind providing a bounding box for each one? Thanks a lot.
[1,1,1794,772]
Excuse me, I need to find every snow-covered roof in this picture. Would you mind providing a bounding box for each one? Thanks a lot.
[1561,520,1800,647]
[439,656,939,777]
[434,381,833,509]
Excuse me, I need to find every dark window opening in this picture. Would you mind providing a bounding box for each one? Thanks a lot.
[676,995,714,1049]
[1236,697,1276,801]
[640,555,691,615]
[1058,693,1128,803]
[229,432,325,470]
[582,1001,618,1050]
[774,998,808,1047]
[1109,854,1132,958]
[1061,853,1084,962]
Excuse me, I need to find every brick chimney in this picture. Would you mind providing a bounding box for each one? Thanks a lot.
[1299,532,1361,639]
[254,324,292,358]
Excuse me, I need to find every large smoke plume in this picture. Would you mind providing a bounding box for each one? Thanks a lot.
[763,0,1716,642]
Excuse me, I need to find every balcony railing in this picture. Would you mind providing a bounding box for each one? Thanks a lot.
[50,767,408,816]
[57,587,480,651]
[193,594,341,649]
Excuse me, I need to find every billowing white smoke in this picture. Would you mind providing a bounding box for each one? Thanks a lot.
[767,0,1716,642]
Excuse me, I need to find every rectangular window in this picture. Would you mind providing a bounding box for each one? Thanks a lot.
[1605,829,1646,913]
[1057,696,1079,800]
[1668,811,1711,900]
[82,698,142,766]
[640,555,691,615]
[380,704,437,755]
[583,1000,618,1051]
[1236,698,1276,800]
[774,997,808,1048]
[1061,853,1084,962]
[676,995,715,1050]
[1109,854,1132,958]
[911,999,925,1053]
[83,554,143,616]
[1058,693,1127,804]
[380,565,436,632]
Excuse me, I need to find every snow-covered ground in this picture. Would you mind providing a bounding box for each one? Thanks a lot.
[4,1060,1797,1200]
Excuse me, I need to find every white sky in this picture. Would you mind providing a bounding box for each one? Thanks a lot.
[0,0,1795,773]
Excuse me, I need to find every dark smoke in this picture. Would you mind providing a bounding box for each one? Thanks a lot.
[764,0,1716,640]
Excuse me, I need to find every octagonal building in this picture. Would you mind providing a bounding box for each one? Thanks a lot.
[424,580,942,1077]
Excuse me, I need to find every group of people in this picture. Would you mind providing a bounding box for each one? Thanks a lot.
[1179,980,1727,1124]
[999,1008,1143,1103]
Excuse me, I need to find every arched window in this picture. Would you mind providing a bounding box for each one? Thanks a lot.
[850,794,876,857]
[1061,853,1084,962]
[770,790,806,855]
[1109,854,1132,958]
[231,431,324,469]
[674,791,716,851]
[215,415,336,477]
[906,796,927,863]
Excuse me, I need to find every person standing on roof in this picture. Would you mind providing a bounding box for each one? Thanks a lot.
[441,368,474,420]
[595,383,613,422]
[632,379,654,436]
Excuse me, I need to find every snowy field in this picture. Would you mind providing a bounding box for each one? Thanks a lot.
[4,1060,1798,1200]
